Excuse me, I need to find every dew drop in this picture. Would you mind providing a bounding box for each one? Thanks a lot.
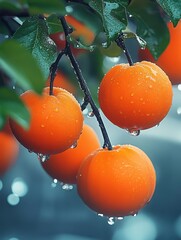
[107,217,116,225]
[12,86,16,90]
[126,129,140,136]
[51,179,58,188]
[41,124,45,128]
[97,213,104,217]
[71,141,77,149]
[37,153,50,162]
[87,111,95,118]
[61,183,73,190]
[117,216,124,220]
[131,211,138,216]
[28,149,33,153]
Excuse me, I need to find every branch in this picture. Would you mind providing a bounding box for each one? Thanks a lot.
[59,16,112,150]
[115,33,134,66]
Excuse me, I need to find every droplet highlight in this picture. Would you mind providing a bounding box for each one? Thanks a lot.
[37,153,50,162]
[61,183,73,190]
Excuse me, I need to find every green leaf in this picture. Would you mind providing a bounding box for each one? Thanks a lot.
[0,40,45,94]
[26,0,66,14]
[0,88,30,129]
[89,0,129,42]
[13,16,57,79]
[128,0,170,59]
[46,14,63,34]
[0,1,24,13]
[156,0,181,26]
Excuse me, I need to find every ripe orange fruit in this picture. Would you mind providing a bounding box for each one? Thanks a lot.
[9,87,83,155]
[139,21,181,85]
[46,71,76,94]
[41,124,101,184]
[98,61,173,131]
[77,145,156,217]
[0,123,19,175]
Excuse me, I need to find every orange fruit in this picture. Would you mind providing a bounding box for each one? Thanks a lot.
[46,71,76,94]
[9,87,83,155]
[77,145,156,217]
[98,61,173,131]
[0,123,19,175]
[139,21,181,85]
[41,124,101,184]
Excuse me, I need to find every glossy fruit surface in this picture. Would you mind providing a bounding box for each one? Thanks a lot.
[10,87,83,155]
[98,61,172,131]
[0,123,19,175]
[77,145,156,217]
[41,124,100,184]
[139,21,181,85]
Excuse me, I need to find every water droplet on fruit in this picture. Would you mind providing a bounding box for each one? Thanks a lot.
[41,124,45,128]
[126,129,140,136]
[97,213,104,217]
[87,111,95,118]
[149,84,153,89]
[107,217,116,225]
[51,179,57,188]
[28,149,33,153]
[117,216,124,220]
[132,213,137,217]
[71,141,77,149]
[37,153,50,162]
[60,183,73,190]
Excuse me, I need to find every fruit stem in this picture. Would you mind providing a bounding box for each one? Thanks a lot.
[60,16,113,150]
[115,33,134,66]
[49,50,66,95]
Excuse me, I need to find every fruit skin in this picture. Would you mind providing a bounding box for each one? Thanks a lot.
[77,145,156,217]
[0,123,19,175]
[9,87,83,155]
[41,124,101,184]
[139,21,181,85]
[98,61,173,131]
[46,71,76,94]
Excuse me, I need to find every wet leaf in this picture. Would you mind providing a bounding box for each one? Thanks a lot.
[0,88,30,129]
[13,16,57,79]
[0,40,45,94]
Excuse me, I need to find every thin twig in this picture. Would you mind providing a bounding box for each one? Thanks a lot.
[49,50,66,95]
[60,16,112,150]
[115,33,134,66]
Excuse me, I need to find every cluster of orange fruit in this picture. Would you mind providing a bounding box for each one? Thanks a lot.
[1,17,180,221]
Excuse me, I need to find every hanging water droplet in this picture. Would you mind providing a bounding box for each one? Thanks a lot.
[37,153,50,162]
[12,86,16,90]
[87,111,95,118]
[51,179,57,188]
[117,216,124,220]
[97,213,104,217]
[71,141,77,149]
[126,129,140,136]
[131,212,138,217]
[136,35,147,49]
[177,107,181,115]
[61,183,73,190]
[28,149,33,153]
[107,217,116,225]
